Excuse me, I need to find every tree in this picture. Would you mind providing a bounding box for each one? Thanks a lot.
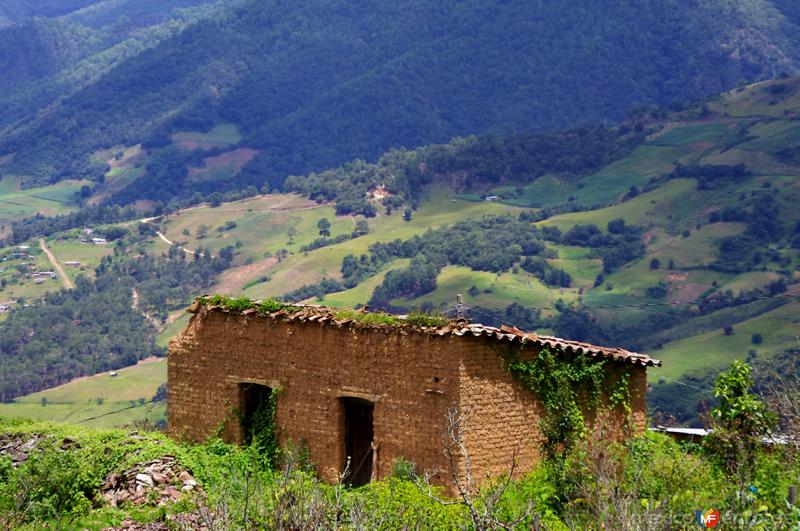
[317,218,331,238]
[197,225,209,239]
[403,209,413,222]
[751,333,763,345]
[649,258,661,270]
[723,325,734,336]
[705,361,776,496]
[354,219,369,236]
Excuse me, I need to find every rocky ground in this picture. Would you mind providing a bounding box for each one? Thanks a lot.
[100,455,201,507]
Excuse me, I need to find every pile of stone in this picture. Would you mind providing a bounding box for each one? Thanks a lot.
[0,434,79,466]
[100,456,201,507]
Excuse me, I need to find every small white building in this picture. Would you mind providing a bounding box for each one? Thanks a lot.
[92,238,108,245]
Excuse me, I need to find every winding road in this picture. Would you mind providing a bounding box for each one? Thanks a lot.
[39,238,74,290]
[139,219,201,257]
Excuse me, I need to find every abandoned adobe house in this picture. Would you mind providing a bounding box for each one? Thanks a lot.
[168,299,662,489]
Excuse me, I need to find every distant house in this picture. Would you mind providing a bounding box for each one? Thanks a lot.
[169,300,661,490]
[65,261,81,267]
[83,228,94,235]
[0,304,11,313]
[484,195,501,202]
[92,238,108,245]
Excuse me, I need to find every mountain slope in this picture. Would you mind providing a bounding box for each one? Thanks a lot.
[0,1,231,130]
[2,0,800,197]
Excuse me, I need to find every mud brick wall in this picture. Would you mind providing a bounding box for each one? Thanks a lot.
[168,307,650,489]
[457,338,544,482]
[452,339,649,483]
[168,308,463,484]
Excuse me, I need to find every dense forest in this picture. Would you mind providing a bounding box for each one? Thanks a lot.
[0,273,157,401]
[0,227,231,400]
[0,1,229,128]
[2,0,799,198]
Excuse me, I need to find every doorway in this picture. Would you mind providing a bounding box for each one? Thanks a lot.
[341,397,374,486]
[239,383,274,446]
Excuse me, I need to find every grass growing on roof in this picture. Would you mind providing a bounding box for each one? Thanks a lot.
[333,308,400,326]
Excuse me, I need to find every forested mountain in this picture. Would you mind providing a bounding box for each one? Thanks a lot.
[2,0,800,200]
[0,0,231,128]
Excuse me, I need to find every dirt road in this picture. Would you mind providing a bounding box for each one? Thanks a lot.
[39,238,74,290]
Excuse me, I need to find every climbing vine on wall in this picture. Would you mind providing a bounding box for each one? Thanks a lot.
[239,387,280,468]
[506,346,632,463]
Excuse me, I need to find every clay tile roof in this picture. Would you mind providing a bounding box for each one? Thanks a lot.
[193,298,662,368]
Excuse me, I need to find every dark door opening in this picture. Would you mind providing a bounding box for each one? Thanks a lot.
[342,398,374,486]
[239,383,273,446]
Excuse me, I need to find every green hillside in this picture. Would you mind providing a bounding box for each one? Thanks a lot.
[1,79,799,426]
[0,1,232,129]
[2,0,800,204]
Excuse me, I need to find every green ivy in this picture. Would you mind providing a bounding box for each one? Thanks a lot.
[249,389,279,468]
[506,347,632,462]
[507,348,604,462]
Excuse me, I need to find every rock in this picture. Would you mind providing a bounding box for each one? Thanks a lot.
[135,474,154,487]
[151,472,167,485]
[178,470,194,482]
[102,473,120,490]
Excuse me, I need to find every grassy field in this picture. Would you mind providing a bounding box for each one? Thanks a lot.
[0,176,86,224]
[397,265,572,313]
[155,186,529,298]
[171,123,242,151]
[187,148,259,183]
[653,300,800,382]
[0,243,59,301]
[0,359,166,429]
[321,259,411,308]
[44,237,114,284]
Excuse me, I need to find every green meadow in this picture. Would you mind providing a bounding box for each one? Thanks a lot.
[0,176,86,224]
[0,359,166,429]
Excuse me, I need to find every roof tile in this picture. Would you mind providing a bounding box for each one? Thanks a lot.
[196,300,662,367]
